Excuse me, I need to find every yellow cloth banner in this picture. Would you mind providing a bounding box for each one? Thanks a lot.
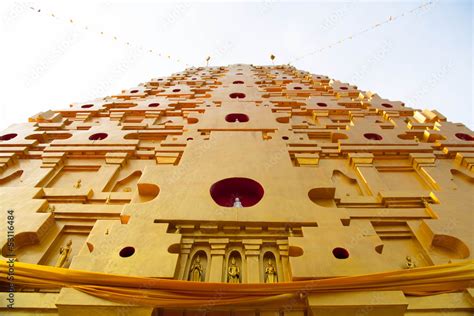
[1,260,473,307]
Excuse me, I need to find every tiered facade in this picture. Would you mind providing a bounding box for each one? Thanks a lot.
[1,64,473,315]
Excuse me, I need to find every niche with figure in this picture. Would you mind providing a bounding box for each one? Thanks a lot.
[187,250,207,282]
[225,251,242,283]
[263,251,278,283]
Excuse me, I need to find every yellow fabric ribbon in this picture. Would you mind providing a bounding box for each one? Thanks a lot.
[1,260,473,307]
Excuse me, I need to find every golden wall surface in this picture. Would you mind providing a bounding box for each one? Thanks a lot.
[0,64,473,315]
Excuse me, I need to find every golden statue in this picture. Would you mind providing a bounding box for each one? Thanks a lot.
[73,179,81,189]
[189,255,204,282]
[265,259,278,283]
[406,256,416,269]
[227,257,240,283]
[55,240,72,268]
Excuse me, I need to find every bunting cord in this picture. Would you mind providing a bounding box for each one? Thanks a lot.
[289,1,434,64]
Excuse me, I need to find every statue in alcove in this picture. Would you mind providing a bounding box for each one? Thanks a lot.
[405,256,416,269]
[189,255,204,282]
[265,259,278,283]
[55,240,72,268]
[227,257,240,283]
[73,179,81,189]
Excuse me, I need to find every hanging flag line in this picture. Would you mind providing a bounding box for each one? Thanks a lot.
[289,1,434,64]
[27,6,189,67]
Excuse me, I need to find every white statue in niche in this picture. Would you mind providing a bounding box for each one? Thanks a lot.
[233,197,243,208]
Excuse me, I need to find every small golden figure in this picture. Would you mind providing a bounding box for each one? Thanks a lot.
[265,259,278,283]
[123,187,132,192]
[105,194,111,204]
[189,255,204,282]
[73,179,81,189]
[47,205,55,213]
[227,257,240,283]
[55,240,72,268]
[406,256,416,269]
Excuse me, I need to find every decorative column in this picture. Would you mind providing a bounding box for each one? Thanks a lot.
[208,238,229,282]
[177,238,193,280]
[243,239,262,283]
[277,240,290,282]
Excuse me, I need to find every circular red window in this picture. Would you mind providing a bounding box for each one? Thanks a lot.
[381,103,393,108]
[317,102,327,107]
[148,103,160,108]
[229,93,246,99]
[364,133,383,140]
[119,246,135,258]
[233,81,244,84]
[293,86,302,90]
[89,133,108,141]
[332,247,349,259]
[0,133,17,141]
[340,87,348,90]
[130,90,139,93]
[225,113,249,123]
[81,104,94,109]
[455,133,474,141]
[210,177,264,207]
[172,89,181,92]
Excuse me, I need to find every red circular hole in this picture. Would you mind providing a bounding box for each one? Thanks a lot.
[0,133,17,141]
[236,73,243,75]
[294,86,302,90]
[81,104,94,109]
[130,90,139,93]
[455,133,474,141]
[191,78,197,80]
[229,93,246,99]
[381,103,393,108]
[282,76,287,79]
[282,136,289,140]
[364,133,383,140]
[172,89,181,92]
[187,137,193,141]
[210,177,264,207]
[332,247,349,259]
[317,102,327,107]
[225,113,249,123]
[89,133,108,141]
[340,87,348,90]
[233,81,244,84]
[119,246,135,258]
[148,103,160,108]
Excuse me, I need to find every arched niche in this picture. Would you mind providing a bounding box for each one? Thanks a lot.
[187,250,208,282]
[225,250,243,283]
[431,234,470,259]
[308,187,336,207]
[331,170,363,197]
[132,183,160,203]
[261,250,280,283]
[0,170,24,186]
[2,232,39,257]
[112,171,142,192]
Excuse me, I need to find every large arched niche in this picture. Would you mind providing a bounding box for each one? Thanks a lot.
[261,249,282,283]
[210,177,264,207]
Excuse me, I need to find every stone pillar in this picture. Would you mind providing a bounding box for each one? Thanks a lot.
[177,238,193,280]
[243,239,262,283]
[208,238,228,282]
[277,240,290,282]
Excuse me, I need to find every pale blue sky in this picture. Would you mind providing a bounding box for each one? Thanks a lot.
[0,0,472,129]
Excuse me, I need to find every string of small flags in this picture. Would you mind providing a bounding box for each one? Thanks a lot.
[27,6,189,67]
[290,1,434,63]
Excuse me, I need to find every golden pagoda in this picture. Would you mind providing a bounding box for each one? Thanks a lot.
[0,64,473,315]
